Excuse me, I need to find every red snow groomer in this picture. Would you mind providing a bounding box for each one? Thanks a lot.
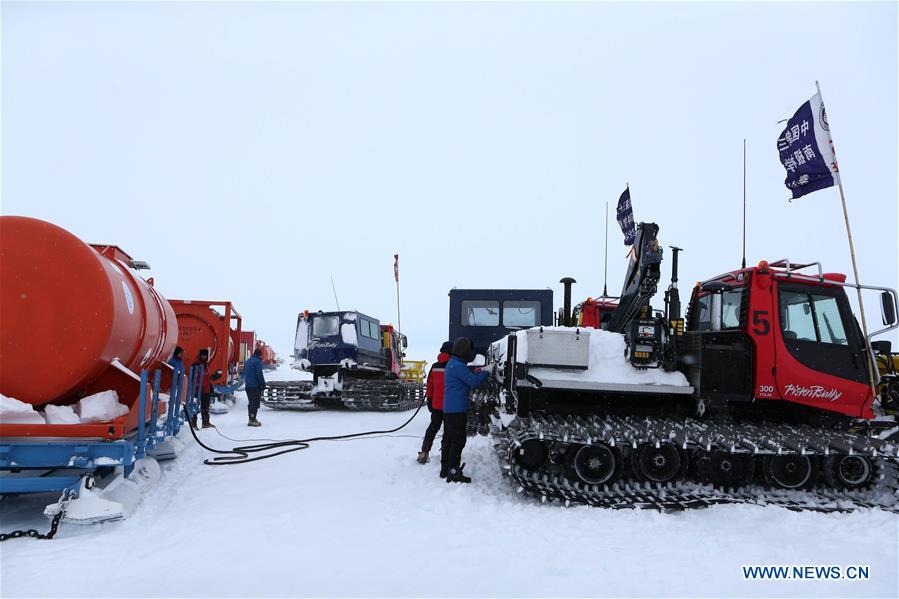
[574,297,619,329]
[483,222,899,512]
[0,216,191,523]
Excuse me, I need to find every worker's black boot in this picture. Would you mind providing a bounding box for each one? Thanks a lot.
[190,415,198,429]
[446,465,471,484]
[201,416,214,429]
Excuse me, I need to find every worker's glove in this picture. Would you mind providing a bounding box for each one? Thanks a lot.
[210,370,223,381]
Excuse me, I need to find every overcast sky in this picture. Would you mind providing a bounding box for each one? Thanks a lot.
[3,1,897,360]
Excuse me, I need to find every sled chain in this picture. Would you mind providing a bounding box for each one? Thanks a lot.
[0,489,73,542]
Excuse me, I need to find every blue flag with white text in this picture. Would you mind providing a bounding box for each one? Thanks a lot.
[616,187,636,245]
[777,93,840,199]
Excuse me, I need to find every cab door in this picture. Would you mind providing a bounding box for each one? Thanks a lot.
[774,283,871,416]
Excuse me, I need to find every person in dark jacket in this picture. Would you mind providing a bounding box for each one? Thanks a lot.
[244,348,267,427]
[441,337,489,483]
[417,341,452,465]
[191,348,218,429]
[168,346,185,375]
[167,346,186,407]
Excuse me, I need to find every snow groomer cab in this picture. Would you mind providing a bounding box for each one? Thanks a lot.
[448,289,554,356]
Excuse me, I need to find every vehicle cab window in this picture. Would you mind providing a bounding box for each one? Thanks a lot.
[462,300,500,326]
[312,315,339,337]
[689,288,744,331]
[779,290,848,345]
[502,300,540,327]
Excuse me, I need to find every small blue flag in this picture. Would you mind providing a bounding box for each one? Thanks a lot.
[616,187,636,245]
[777,93,841,199]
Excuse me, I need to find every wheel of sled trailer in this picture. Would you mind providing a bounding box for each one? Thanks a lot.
[513,439,549,470]
[697,451,753,488]
[635,444,685,483]
[566,444,620,485]
[825,454,874,489]
[764,454,817,489]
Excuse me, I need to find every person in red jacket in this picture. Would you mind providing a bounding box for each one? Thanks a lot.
[417,342,452,467]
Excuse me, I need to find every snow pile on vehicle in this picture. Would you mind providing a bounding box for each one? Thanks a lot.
[492,326,689,386]
[44,403,81,424]
[341,322,358,344]
[75,390,130,423]
[0,394,46,424]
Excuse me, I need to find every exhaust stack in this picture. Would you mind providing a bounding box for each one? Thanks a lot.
[559,277,576,326]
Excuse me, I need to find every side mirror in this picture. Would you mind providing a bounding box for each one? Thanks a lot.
[881,291,897,326]
[871,340,892,355]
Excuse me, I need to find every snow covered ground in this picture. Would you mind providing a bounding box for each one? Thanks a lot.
[1,364,897,598]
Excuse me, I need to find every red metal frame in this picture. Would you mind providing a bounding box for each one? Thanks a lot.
[239,330,257,364]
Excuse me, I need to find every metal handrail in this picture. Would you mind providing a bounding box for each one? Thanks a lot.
[769,259,824,280]
[769,272,899,340]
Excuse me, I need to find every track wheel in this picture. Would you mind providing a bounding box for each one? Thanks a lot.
[513,439,549,470]
[764,455,817,489]
[825,454,874,489]
[565,444,620,486]
[697,451,753,488]
[635,443,686,483]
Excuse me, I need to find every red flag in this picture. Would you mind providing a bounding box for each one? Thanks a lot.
[393,254,399,282]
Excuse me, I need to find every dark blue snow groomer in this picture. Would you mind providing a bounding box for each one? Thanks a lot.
[294,310,405,382]
[281,310,419,410]
[448,289,554,356]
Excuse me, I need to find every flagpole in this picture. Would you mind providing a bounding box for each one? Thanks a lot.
[603,201,609,298]
[394,254,401,338]
[816,80,878,398]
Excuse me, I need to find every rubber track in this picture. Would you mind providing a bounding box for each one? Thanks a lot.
[262,380,424,412]
[491,414,899,513]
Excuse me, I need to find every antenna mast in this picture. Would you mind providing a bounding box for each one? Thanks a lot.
[330,276,340,311]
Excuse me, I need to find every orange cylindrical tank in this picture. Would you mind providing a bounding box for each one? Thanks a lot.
[256,340,275,364]
[170,300,240,384]
[0,216,178,409]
